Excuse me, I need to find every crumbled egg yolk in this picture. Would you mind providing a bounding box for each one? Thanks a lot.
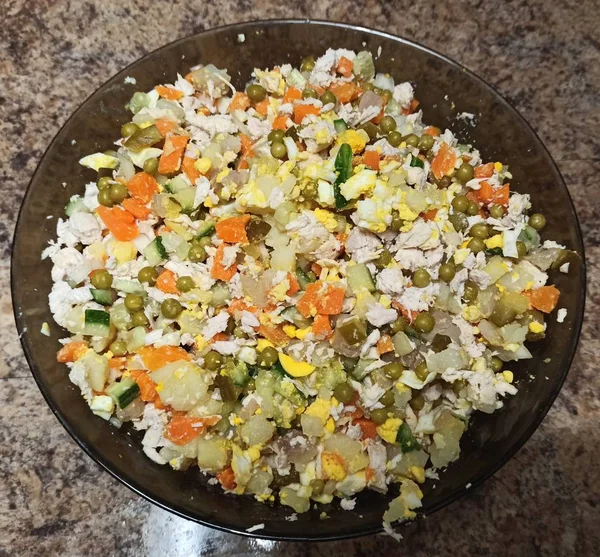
[409,466,426,483]
[321,451,347,481]
[304,398,330,424]
[502,370,514,383]
[194,334,208,351]
[270,280,289,302]
[79,152,119,172]
[376,417,402,444]
[337,129,368,153]
[396,203,419,222]
[256,339,274,351]
[278,353,316,377]
[295,327,312,340]
[529,321,545,334]
[194,157,212,173]
[462,305,482,323]
[453,248,470,265]
[340,168,377,200]
[494,162,503,172]
[379,295,392,308]
[283,324,297,338]
[325,417,335,433]
[485,234,504,249]
[314,208,338,232]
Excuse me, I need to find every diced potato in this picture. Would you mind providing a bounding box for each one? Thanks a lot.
[271,247,296,271]
[429,411,466,468]
[497,264,534,292]
[150,361,209,411]
[301,414,324,437]
[240,415,276,446]
[388,448,429,476]
[280,486,311,514]
[80,351,108,391]
[197,437,229,472]
[324,434,363,463]
[246,469,273,495]
[484,256,510,283]
[392,331,415,357]
[426,348,468,375]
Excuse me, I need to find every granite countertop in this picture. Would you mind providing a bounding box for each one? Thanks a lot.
[2,1,599,555]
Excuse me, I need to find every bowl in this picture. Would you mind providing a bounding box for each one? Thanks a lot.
[11,19,586,540]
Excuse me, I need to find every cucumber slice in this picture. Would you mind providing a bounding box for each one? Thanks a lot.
[333,119,348,134]
[410,156,424,169]
[296,267,316,290]
[173,186,197,213]
[347,263,376,293]
[196,219,215,238]
[65,196,88,216]
[143,236,167,265]
[83,309,111,337]
[228,362,250,387]
[209,282,231,307]
[164,175,189,194]
[112,279,145,294]
[107,377,140,409]
[280,306,311,328]
[396,422,421,452]
[90,288,117,306]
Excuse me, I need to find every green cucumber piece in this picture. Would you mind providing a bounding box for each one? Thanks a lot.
[396,422,421,453]
[90,288,117,306]
[112,279,145,294]
[165,175,189,194]
[410,156,424,168]
[196,219,215,238]
[333,119,348,134]
[107,377,140,409]
[142,236,167,265]
[65,196,88,216]
[295,267,316,290]
[83,309,110,337]
[347,263,376,293]
[173,186,197,213]
[280,306,312,328]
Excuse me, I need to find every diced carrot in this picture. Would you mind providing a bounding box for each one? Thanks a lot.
[365,467,376,482]
[215,215,251,244]
[354,418,378,440]
[363,150,380,170]
[257,324,290,346]
[237,158,249,170]
[122,198,150,219]
[127,172,159,204]
[228,92,251,112]
[212,332,229,343]
[158,135,189,175]
[525,286,560,314]
[297,282,345,318]
[108,357,127,370]
[56,341,88,363]
[312,314,332,339]
[336,232,348,245]
[211,243,238,281]
[181,156,202,184]
[329,82,362,103]
[227,298,258,316]
[422,208,438,222]
[156,268,179,294]
[402,99,420,115]
[184,72,194,83]
[297,282,320,318]
[431,142,458,180]
[97,206,138,241]
[254,98,270,116]
[282,87,302,104]
[423,126,441,136]
[217,467,237,491]
[165,415,220,446]
[138,345,191,371]
[272,115,289,130]
[240,134,255,157]
[348,405,364,420]
[155,85,184,101]
[286,273,300,296]
[154,118,178,137]
[474,162,494,178]
[311,263,322,276]
[336,56,354,77]
[293,104,320,124]
[153,394,166,410]
[130,371,157,402]
[392,301,419,323]
[376,334,394,355]
[478,182,510,207]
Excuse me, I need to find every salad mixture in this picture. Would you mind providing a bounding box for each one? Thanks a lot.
[43,48,573,528]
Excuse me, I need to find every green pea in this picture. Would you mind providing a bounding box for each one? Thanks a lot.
[204,350,223,371]
[379,115,397,133]
[379,390,395,407]
[233,326,246,339]
[188,244,207,263]
[360,122,380,141]
[161,298,183,319]
[333,383,356,404]
[370,408,390,425]
[435,175,452,189]
[124,293,144,311]
[176,276,195,292]
[412,268,431,288]
[121,122,139,138]
[362,82,376,92]
[302,88,319,99]
[138,266,158,285]
[109,340,127,357]
[390,212,404,231]
[489,205,505,219]
[389,317,406,334]
[97,176,113,190]
[439,262,456,283]
[246,218,272,243]
[131,311,149,327]
[91,269,113,289]
[414,312,435,333]
[311,479,325,496]
[470,223,490,240]
[143,157,159,174]
[270,141,287,160]
[374,248,393,269]
[246,83,267,102]
[452,195,469,213]
[198,236,213,248]
[380,89,393,102]
[384,361,404,380]
[109,183,128,204]
[98,188,114,207]
[268,129,285,143]
[448,213,467,232]
[467,200,480,216]
[456,163,474,184]
[491,356,503,372]
[418,134,434,152]
[404,134,419,148]
[517,241,528,258]
[529,213,546,231]
[387,130,402,147]
[414,361,429,381]
[257,346,279,368]
[225,317,235,335]
[409,394,425,412]
[320,91,337,106]
[463,280,479,302]
[301,56,316,72]
[468,237,486,253]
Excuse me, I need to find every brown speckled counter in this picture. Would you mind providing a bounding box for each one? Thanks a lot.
[2,1,599,555]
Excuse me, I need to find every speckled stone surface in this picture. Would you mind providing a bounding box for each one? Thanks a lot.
[2,1,599,555]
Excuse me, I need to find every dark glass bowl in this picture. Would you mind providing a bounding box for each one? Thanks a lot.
[11,20,585,541]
